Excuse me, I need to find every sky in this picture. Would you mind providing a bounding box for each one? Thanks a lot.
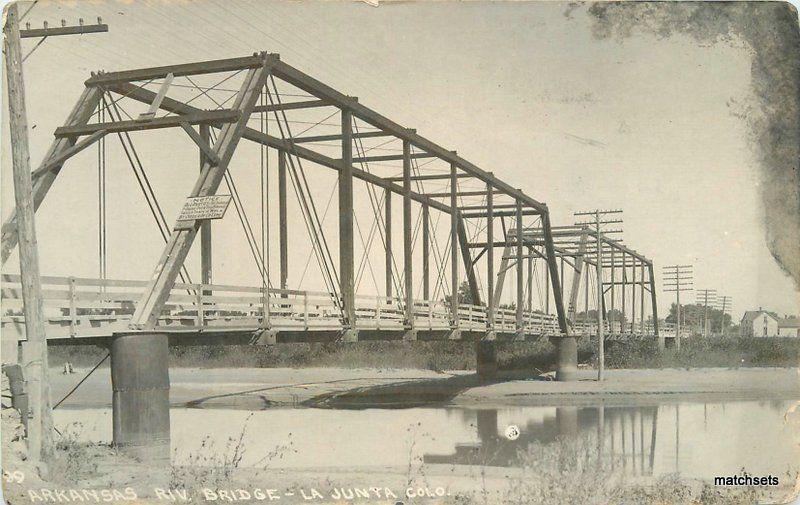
[2,0,798,321]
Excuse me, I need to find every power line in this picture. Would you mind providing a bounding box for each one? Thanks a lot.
[662,264,693,345]
[573,208,624,380]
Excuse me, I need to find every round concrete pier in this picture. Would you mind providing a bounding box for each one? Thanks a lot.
[110,332,170,464]
[554,336,578,382]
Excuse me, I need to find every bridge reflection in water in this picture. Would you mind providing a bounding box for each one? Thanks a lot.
[424,406,662,476]
[53,400,798,482]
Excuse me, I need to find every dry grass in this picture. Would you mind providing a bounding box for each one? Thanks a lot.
[501,434,770,505]
[168,413,291,499]
[50,423,100,483]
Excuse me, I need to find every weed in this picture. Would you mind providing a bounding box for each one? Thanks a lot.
[50,423,99,483]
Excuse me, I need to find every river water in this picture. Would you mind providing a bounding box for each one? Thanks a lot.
[55,399,800,482]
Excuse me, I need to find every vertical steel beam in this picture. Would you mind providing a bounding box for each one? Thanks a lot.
[199,125,212,289]
[515,200,524,337]
[402,140,413,328]
[527,251,533,311]
[649,262,660,346]
[640,261,645,335]
[584,263,589,316]
[422,203,430,301]
[278,150,288,290]
[128,57,276,330]
[385,190,392,299]
[486,183,494,332]
[621,252,627,332]
[631,258,637,333]
[450,164,459,328]
[560,257,565,308]
[1,85,101,265]
[340,109,356,333]
[545,262,550,314]
[478,186,496,377]
[610,250,616,336]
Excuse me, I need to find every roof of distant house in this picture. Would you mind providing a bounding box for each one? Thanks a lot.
[741,310,779,324]
[778,317,800,328]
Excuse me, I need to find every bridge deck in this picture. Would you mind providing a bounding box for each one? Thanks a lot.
[1,274,669,344]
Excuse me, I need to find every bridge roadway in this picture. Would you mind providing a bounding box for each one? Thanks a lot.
[1,274,670,345]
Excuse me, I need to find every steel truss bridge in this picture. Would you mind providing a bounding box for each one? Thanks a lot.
[1,52,665,349]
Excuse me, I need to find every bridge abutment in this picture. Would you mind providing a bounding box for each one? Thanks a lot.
[110,332,170,464]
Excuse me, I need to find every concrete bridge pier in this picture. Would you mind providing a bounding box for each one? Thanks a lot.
[110,332,170,464]
[476,339,497,381]
[553,336,578,382]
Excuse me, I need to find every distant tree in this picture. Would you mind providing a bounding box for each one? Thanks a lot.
[443,280,475,307]
[664,302,731,335]
[605,309,627,328]
[574,309,626,326]
[574,310,599,322]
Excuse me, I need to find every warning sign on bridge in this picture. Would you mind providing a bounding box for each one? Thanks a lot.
[177,195,232,221]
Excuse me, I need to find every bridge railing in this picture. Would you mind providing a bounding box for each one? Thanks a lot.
[2,274,657,340]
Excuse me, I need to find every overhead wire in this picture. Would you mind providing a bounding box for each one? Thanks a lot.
[266,76,342,311]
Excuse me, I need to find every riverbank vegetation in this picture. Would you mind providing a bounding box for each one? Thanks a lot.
[47,336,799,371]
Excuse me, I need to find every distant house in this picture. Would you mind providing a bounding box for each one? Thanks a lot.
[778,317,800,337]
[740,309,779,337]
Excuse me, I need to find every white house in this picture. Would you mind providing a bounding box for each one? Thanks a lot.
[740,309,779,337]
[778,317,800,337]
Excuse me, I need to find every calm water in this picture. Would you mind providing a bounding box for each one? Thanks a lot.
[55,400,800,481]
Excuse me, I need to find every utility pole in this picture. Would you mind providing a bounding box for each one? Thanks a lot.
[574,209,623,381]
[717,295,732,337]
[3,7,108,466]
[662,264,693,349]
[696,289,717,338]
[4,1,52,465]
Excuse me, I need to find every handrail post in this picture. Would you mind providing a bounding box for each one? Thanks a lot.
[68,276,76,336]
[195,286,203,327]
[303,292,309,330]
[376,296,381,330]
[263,286,270,329]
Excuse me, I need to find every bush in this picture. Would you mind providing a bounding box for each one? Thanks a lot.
[603,336,800,369]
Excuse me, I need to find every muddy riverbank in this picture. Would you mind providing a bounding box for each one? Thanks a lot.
[49,366,800,409]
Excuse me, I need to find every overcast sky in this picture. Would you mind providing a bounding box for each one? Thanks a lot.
[2,0,798,320]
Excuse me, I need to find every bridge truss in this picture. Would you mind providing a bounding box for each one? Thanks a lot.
[1,52,589,345]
